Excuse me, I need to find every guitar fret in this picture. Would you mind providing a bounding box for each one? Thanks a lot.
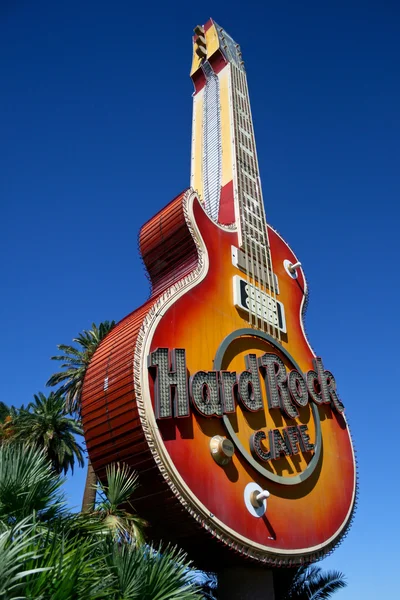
[230,65,274,284]
[243,232,266,249]
[233,250,279,293]
[239,143,254,158]
[239,135,253,152]
[243,217,265,232]
[243,192,260,206]
[243,232,266,248]
[239,166,258,182]
[244,205,262,220]
[237,107,250,119]
[242,191,260,207]
[242,234,272,260]
[239,125,252,139]
[240,166,257,183]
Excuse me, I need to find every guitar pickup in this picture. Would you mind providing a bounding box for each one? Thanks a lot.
[233,275,286,333]
[231,246,279,294]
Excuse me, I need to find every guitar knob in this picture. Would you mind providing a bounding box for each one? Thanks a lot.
[244,482,270,517]
[210,435,235,466]
[284,259,301,279]
[250,489,270,508]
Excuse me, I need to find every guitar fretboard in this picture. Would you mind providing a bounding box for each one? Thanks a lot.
[190,21,282,335]
[230,61,273,275]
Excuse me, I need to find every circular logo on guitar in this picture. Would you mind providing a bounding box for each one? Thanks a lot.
[147,327,355,562]
[149,328,344,483]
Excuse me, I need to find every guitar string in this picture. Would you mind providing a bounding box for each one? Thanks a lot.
[239,74,257,328]
[234,65,252,328]
[241,64,281,343]
[241,63,269,336]
[238,64,266,334]
[237,65,276,340]
[233,64,262,333]
[230,62,251,329]
[233,64,253,329]
[241,68,266,335]
[218,41,280,340]
[235,64,264,334]
[241,66,258,332]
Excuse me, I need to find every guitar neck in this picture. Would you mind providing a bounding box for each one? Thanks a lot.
[230,63,271,266]
[190,21,272,272]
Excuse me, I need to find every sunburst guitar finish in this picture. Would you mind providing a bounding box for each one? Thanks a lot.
[80,20,356,568]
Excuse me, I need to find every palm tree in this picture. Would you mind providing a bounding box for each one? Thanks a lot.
[282,564,347,599]
[0,402,10,422]
[102,539,203,600]
[0,443,107,598]
[12,391,84,475]
[0,445,202,600]
[0,401,13,443]
[0,443,65,523]
[196,571,218,599]
[47,321,116,414]
[90,462,147,545]
[47,320,116,510]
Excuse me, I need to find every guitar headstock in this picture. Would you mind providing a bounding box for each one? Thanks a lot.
[190,19,244,79]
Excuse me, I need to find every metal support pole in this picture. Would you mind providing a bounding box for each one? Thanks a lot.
[217,567,275,600]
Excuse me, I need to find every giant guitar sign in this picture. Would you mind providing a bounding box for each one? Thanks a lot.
[81,20,357,567]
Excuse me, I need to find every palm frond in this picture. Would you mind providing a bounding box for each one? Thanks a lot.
[11,392,84,475]
[195,571,218,599]
[0,518,51,597]
[22,522,110,600]
[93,462,147,545]
[309,570,347,599]
[98,463,140,508]
[47,320,116,416]
[102,540,202,600]
[0,402,10,422]
[284,564,347,600]
[0,516,112,600]
[0,444,66,523]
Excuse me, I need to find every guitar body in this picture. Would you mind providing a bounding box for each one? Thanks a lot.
[81,189,356,567]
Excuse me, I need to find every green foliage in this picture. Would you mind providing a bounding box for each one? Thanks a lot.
[93,462,147,545]
[0,444,65,522]
[47,321,116,414]
[0,403,10,423]
[47,320,116,510]
[283,564,347,600]
[0,444,201,600]
[0,519,107,600]
[0,403,13,443]
[102,539,202,600]
[11,391,84,475]
[22,525,109,600]
[0,519,51,598]
[196,571,218,599]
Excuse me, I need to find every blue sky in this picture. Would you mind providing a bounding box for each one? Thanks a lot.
[1,1,399,597]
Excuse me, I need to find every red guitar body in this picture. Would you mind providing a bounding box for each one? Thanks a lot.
[81,189,356,567]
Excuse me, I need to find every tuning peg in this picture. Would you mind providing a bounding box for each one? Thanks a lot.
[194,25,207,58]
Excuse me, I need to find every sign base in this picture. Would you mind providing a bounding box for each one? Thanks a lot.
[218,567,275,600]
